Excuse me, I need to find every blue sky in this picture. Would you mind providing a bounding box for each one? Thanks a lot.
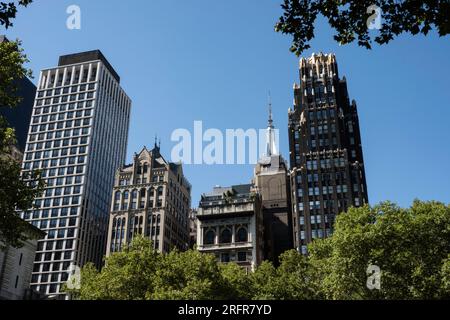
[4,0,450,207]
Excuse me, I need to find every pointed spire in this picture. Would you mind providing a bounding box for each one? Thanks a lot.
[265,92,278,157]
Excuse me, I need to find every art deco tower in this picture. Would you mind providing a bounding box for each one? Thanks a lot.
[288,53,368,254]
[20,50,131,297]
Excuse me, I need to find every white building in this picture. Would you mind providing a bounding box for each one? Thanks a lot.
[19,50,131,297]
[196,184,264,272]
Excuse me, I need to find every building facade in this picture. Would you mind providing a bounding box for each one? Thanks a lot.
[19,50,131,297]
[0,35,37,152]
[196,184,264,271]
[189,208,198,249]
[254,104,292,264]
[106,145,191,255]
[0,223,45,300]
[288,53,368,254]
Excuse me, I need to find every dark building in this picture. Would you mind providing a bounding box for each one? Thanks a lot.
[288,53,368,254]
[254,103,293,264]
[0,35,37,151]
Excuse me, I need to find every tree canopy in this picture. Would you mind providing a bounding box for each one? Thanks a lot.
[68,200,450,300]
[0,39,44,249]
[0,0,32,29]
[275,0,450,55]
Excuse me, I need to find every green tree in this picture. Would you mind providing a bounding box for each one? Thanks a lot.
[0,39,44,249]
[0,0,32,28]
[251,261,278,299]
[219,262,253,299]
[150,249,224,300]
[308,200,450,299]
[66,236,160,300]
[275,0,450,56]
[275,250,321,299]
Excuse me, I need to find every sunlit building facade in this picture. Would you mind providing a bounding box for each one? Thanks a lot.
[20,50,131,297]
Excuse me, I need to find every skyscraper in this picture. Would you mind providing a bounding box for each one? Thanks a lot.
[253,101,292,264]
[106,144,192,255]
[20,50,131,297]
[288,53,368,254]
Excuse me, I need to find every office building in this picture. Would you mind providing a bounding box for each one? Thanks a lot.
[20,50,131,297]
[106,144,191,255]
[288,53,368,254]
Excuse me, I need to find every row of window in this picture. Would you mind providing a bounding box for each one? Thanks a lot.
[35,92,95,106]
[23,206,79,220]
[306,158,346,170]
[31,272,69,285]
[203,227,248,245]
[32,109,93,125]
[34,100,94,116]
[30,118,92,133]
[37,83,96,98]
[37,239,75,252]
[32,260,73,274]
[23,148,88,169]
[35,249,74,262]
[40,65,98,89]
[220,251,248,263]
[34,196,81,209]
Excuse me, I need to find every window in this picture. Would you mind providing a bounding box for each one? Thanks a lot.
[204,230,215,245]
[236,227,248,242]
[221,253,230,263]
[237,252,247,262]
[219,228,232,244]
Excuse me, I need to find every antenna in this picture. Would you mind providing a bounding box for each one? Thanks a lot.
[268,91,273,128]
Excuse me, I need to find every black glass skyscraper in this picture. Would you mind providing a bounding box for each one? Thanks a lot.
[288,53,368,254]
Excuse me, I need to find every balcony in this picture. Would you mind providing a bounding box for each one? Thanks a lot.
[197,202,255,217]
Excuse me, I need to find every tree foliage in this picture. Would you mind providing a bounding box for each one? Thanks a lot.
[0,39,44,249]
[275,0,450,55]
[308,201,450,299]
[0,39,32,108]
[69,200,450,300]
[0,0,32,29]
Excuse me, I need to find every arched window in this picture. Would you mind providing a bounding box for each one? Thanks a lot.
[140,188,146,197]
[123,191,129,200]
[131,190,138,199]
[204,230,215,245]
[112,217,117,228]
[236,227,248,242]
[139,216,143,225]
[220,228,232,244]
[114,191,121,201]
[143,163,148,173]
